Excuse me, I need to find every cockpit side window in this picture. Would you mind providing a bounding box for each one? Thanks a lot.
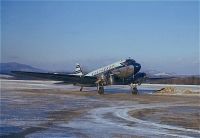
[125,59,135,65]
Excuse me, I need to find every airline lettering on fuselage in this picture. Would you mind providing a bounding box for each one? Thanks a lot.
[86,61,123,77]
[90,65,115,76]
[85,59,136,78]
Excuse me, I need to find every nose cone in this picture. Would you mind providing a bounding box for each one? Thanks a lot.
[134,63,141,74]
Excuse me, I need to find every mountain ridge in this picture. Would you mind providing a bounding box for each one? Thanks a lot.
[0,62,45,75]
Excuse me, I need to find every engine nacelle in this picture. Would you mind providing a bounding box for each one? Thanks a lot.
[99,73,117,85]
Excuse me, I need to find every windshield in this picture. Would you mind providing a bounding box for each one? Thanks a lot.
[125,59,136,65]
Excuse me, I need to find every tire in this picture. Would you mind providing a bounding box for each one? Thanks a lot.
[131,87,138,95]
[98,86,104,95]
[80,87,83,91]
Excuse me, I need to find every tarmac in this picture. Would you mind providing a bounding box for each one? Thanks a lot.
[0,79,200,137]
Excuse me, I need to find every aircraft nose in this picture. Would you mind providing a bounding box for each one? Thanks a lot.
[134,63,141,74]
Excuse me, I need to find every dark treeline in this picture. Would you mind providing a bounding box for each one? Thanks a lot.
[148,76,200,85]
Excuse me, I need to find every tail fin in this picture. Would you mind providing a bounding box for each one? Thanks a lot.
[75,63,83,76]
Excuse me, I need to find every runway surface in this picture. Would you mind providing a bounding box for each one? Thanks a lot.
[1,79,200,138]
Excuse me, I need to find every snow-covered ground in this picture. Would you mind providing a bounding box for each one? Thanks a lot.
[1,79,200,137]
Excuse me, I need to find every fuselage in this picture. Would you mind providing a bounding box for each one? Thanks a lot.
[85,59,141,79]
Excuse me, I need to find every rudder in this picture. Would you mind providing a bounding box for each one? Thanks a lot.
[75,63,83,76]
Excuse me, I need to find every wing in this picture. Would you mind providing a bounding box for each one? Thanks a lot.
[144,75,176,84]
[133,72,176,84]
[11,71,97,85]
[146,76,175,80]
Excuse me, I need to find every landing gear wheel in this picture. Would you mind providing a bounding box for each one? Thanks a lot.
[80,87,83,91]
[131,87,138,95]
[98,86,104,95]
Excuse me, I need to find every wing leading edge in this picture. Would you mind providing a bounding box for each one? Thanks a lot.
[11,71,97,85]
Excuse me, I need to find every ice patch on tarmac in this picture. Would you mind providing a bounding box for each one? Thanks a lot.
[62,103,200,138]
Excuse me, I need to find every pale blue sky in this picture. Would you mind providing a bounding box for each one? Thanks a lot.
[1,1,199,74]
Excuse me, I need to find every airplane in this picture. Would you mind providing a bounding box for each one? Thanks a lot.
[12,58,165,95]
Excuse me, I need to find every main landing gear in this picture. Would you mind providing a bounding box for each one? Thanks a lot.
[130,83,138,95]
[80,86,83,91]
[96,79,105,95]
[97,83,104,95]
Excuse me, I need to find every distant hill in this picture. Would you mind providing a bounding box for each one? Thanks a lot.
[0,62,45,75]
[142,69,200,85]
[143,69,175,77]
